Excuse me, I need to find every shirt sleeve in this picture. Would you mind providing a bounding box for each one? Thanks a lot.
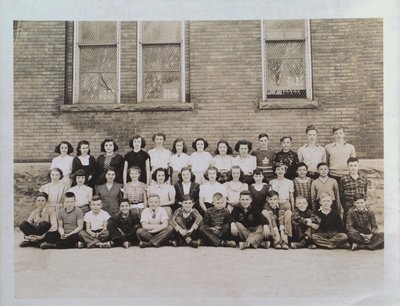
[289,180,294,193]
[297,147,304,163]
[169,185,176,202]
[159,207,169,222]
[140,209,150,223]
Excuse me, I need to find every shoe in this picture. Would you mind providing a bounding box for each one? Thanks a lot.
[19,240,33,248]
[339,242,351,250]
[110,241,115,247]
[259,241,271,249]
[274,243,282,249]
[281,242,289,250]
[307,243,317,249]
[77,241,84,249]
[197,238,205,246]
[99,241,111,248]
[291,238,307,249]
[290,242,300,249]
[351,243,360,251]
[239,241,250,250]
[40,242,57,249]
[170,239,179,247]
[189,240,200,248]
[224,240,237,248]
[139,241,151,248]
[123,241,131,249]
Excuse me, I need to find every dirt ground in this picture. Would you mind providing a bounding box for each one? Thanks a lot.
[12,229,388,306]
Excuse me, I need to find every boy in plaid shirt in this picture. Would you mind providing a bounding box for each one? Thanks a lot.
[198,193,236,247]
[346,193,384,251]
[340,157,368,225]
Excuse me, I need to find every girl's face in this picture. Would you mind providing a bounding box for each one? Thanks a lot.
[76,175,86,186]
[196,140,205,152]
[281,138,292,151]
[154,136,164,147]
[218,143,228,155]
[275,166,286,177]
[50,170,61,182]
[239,144,249,157]
[132,138,142,151]
[175,141,184,154]
[104,141,115,154]
[36,196,47,209]
[306,130,317,144]
[231,168,241,181]
[156,171,166,184]
[60,143,69,156]
[105,170,116,182]
[80,144,89,155]
[181,170,191,183]
[129,169,140,181]
[208,170,217,182]
[253,173,264,183]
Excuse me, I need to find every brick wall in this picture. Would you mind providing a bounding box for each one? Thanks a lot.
[14,19,383,161]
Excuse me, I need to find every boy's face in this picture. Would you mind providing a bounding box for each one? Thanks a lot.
[297,166,308,178]
[253,173,264,183]
[106,170,116,182]
[296,198,308,212]
[119,202,130,214]
[64,197,76,210]
[354,198,367,211]
[239,195,252,209]
[76,175,86,185]
[182,199,194,211]
[50,170,61,182]
[306,130,317,143]
[36,196,47,209]
[333,128,345,142]
[348,161,359,174]
[281,138,292,151]
[90,200,102,213]
[259,136,269,149]
[130,169,140,181]
[320,196,333,209]
[318,165,329,177]
[267,195,279,208]
[80,144,89,155]
[275,166,286,177]
[148,196,160,209]
[213,197,226,210]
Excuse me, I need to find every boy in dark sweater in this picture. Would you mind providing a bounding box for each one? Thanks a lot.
[311,193,349,249]
[231,190,270,250]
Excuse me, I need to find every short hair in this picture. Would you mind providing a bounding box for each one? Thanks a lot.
[105,167,116,175]
[296,162,308,170]
[100,138,119,152]
[152,167,170,183]
[90,195,102,202]
[147,193,160,201]
[192,137,209,151]
[228,165,244,182]
[182,195,193,202]
[178,167,196,182]
[129,135,146,149]
[295,195,307,203]
[152,132,166,142]
[36,192,49,202]
[347,157,359,164]
[214,140,233,155]
[54,141,74,154]
[234,140,252,152]
[71,169,87,185]
[280,135,292,143]
[332,124,345,134]
[317,162,329,169]
[212,192,224,201]
[49,167,64,180]
[64,192,76,200]
[76,140,91,156]
[266,190,279,198]
[118,198,130,206]
[353,193,366,202]
[305,125,318,134]
[274,163,288,172]
[171,137,188,154]
[253,168,264,176]
[203,166,219,181]
[319,192,332,200]
[239,190,252,198]
[128,166,141,175]
[258,133,269,140]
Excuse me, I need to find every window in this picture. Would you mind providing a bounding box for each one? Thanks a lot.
[261,20,314,108]
[137,21,185,103]
[73,21,120,104]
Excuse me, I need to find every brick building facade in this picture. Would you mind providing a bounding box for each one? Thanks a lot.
[14,19,383,161]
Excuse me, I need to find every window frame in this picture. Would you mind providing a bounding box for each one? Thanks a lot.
[137,21,186,103]
[72,21,121,104]
[260,19,316,109]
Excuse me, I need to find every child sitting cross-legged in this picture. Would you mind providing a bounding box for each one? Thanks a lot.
[198,193,236,248]
[107,198,141,248]
[231,190,271,250]
[290,196,320,249]
[171,195,203,248]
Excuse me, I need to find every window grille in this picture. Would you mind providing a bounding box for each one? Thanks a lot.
[73,21,120,104]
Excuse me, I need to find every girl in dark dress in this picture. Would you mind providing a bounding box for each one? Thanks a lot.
[72,140,96,189]
[248,168,271,212]
[94,138,124,186]
[123,135,151,186]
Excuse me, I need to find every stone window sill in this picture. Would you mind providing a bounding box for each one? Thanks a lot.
[60,103,194,113]
[259,99,318,109]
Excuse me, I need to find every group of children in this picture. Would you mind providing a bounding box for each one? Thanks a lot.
[19,124,384,251]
